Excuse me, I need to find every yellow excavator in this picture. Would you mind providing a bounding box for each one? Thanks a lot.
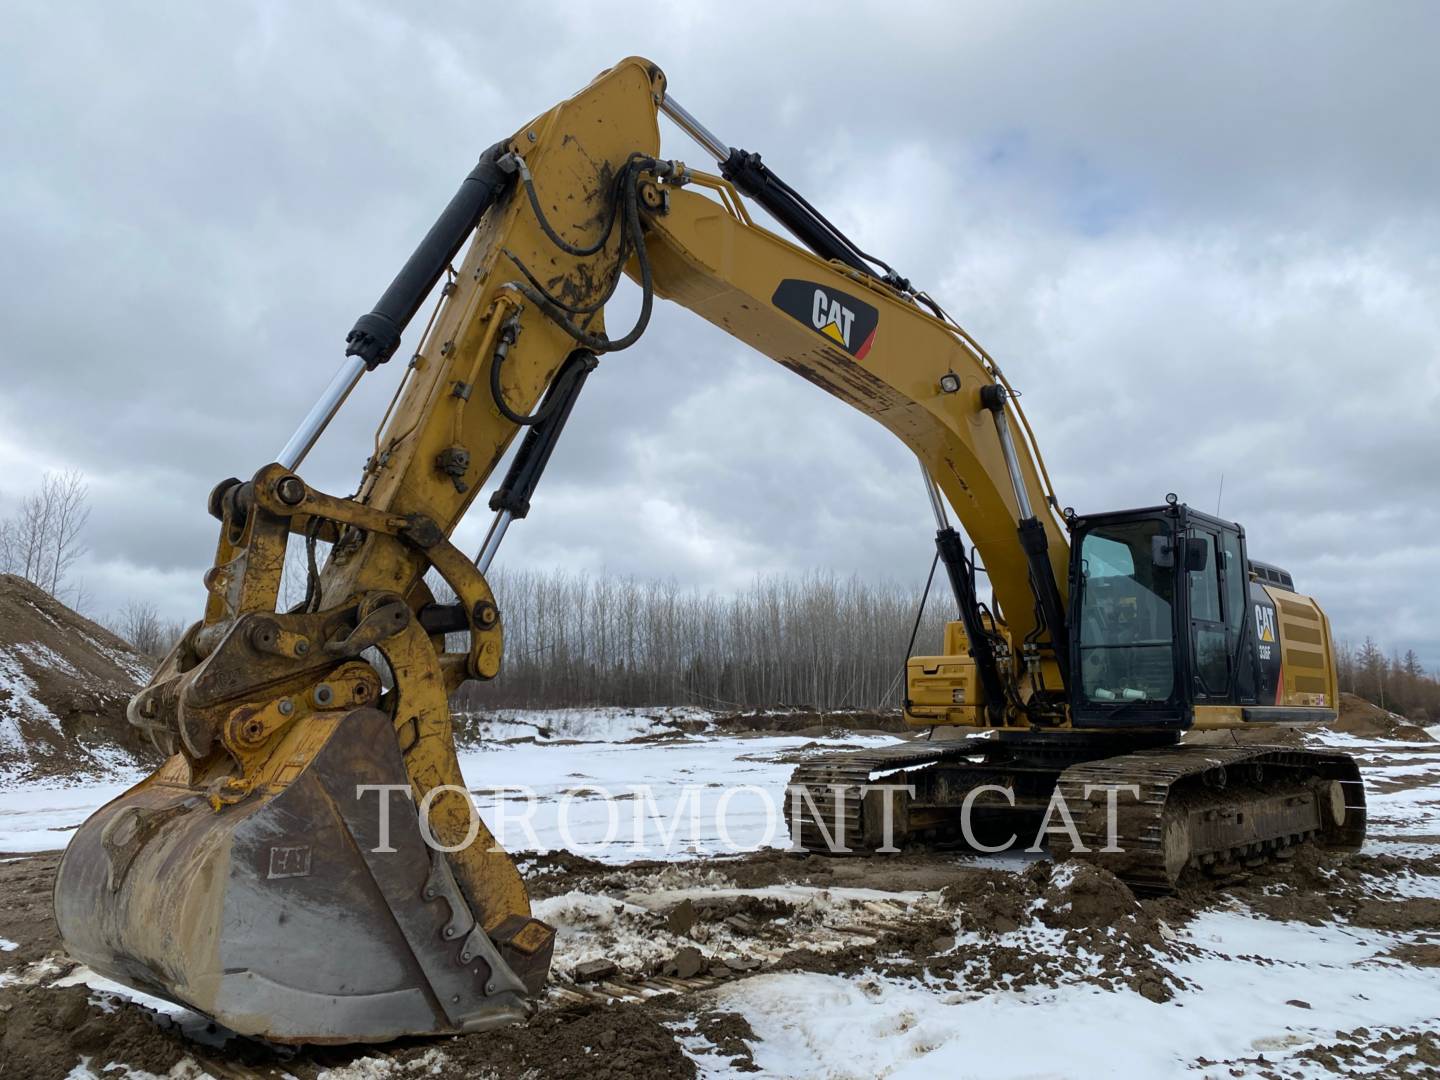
[53,57,1365,1043]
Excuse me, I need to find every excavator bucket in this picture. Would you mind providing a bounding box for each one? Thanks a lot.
[54,707,552,1043]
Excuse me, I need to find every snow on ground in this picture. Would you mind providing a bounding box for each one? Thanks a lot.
[457,705,714,744]
[539,878,930,981]
[458,732,892,861]
[709,907,1440,1080]
[0,778,140,852]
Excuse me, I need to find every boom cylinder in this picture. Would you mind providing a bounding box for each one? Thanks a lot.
[276,142,516,471]
[980,383,1070,691]
[346,141,515,369]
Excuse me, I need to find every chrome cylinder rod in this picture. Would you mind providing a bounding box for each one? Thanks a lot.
[918,460,951,530]
[276,354,368,471]
[987,389,1035,522]
[658,93,730,164]
[474,508,514,574]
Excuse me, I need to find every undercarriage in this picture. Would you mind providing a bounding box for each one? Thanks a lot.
[786,734,1366,892]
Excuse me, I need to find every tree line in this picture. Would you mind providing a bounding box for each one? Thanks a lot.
[450,568,951,713]
[1336,638,1438,723]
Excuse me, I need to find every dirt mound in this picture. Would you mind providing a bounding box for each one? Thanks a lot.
[0,573,159,781]
[1335,691,1433,741]
[391,1000,698,1079]
[941,866,1036,933]
[935,860,1184,1001]
[0,983,198,1080]
[711,708,910,735]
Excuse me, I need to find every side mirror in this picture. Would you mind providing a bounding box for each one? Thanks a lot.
[1184,537,1209,572]
[1151,535,1175,568]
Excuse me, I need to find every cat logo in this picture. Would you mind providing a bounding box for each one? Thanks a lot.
[1254,604,1277,644]
[771,279,879,360]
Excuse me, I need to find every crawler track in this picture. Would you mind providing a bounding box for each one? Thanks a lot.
[786,737,1367,892]
[785,738,994,851]
[1051,744,1366,891]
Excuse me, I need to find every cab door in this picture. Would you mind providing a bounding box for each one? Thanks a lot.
[1187,527,1231,700]
[1219,528,1257,702]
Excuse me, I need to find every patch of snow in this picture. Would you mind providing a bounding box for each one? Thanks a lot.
[13,641,80,679]
[714,901,1440,1080]
[540,879,933,982]
[0,725,890,856]
[0,644,60,744]
[0,936,16,951]
[457,705,714,745]
[314,1048,451,1078]
[457,730,893,861]
[0,775,144,850]
[79,633,153,684]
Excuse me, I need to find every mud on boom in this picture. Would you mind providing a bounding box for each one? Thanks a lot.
[54,57,1364,1043]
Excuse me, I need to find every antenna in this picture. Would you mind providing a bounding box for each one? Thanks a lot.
[1215,472,1225,516]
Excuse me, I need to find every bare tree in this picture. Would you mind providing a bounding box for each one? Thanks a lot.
[114,599,165,657]
[0,512,17,574]
[43,470,90,598]
[111,599,186,662]
[17,489,52,583]
[0,470,91,601]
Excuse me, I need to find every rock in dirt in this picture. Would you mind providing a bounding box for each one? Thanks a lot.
[666,945,706,978]
[573,958,619,983]
[723,955,762,972]
[667,897,697,935]
[0,573,160,780]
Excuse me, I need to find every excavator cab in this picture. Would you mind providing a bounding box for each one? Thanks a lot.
[1067,500,1338,730]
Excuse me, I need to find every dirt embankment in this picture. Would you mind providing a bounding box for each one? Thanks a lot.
[0,574,160,780]
[1333,692,1434,741]
[710,708,910,736]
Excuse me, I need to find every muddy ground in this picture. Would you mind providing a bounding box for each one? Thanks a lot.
[3,838,1439,1080]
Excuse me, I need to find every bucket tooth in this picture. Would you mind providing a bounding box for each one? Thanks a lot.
[54,706,548,1043]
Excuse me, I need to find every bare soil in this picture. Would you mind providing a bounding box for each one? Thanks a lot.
[710,708,911,736]
[1333,692,1436,742]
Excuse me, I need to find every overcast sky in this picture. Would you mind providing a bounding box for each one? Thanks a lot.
[1,2,1436,669]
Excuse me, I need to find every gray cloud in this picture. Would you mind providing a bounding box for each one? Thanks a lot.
[1,1,1436,668]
